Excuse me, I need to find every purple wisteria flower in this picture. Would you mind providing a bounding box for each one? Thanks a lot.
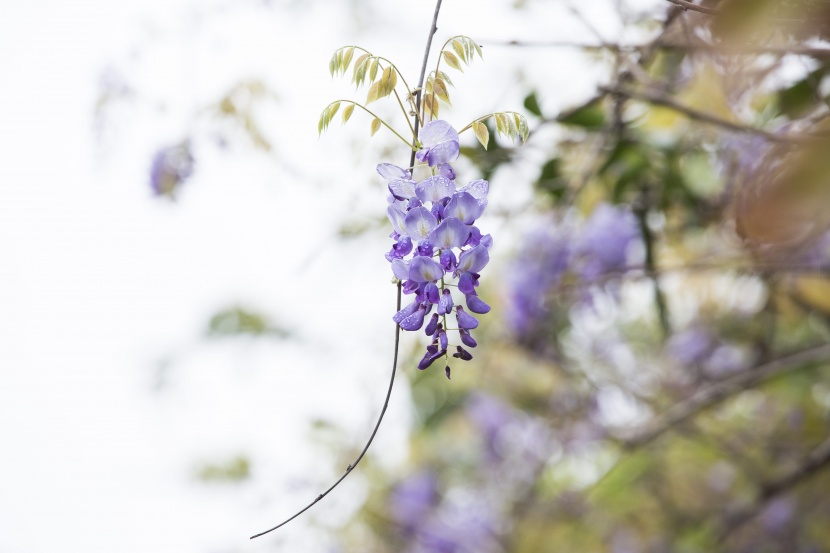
[150,142,194,198]
[576,203,641,281]
[379,121,491,374]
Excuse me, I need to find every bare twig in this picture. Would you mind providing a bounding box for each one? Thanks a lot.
[599,85,803,142]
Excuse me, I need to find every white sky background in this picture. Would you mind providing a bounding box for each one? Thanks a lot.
[0,0,661,551]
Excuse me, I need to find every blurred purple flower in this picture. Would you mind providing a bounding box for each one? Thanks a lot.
[576,203,641,281]
[390,471,439,531]
[149,142,193,197]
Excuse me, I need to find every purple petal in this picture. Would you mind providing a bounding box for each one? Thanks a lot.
[387,206,407,236]
[402,280,419,294]
[456,306,479,329]
[465,293,491,314]
[400,305,427,331]
[425,313,439,336]
[393,301,419,323]
[417,241,434,257]
[390,259,410,280]
[459,329,477,348]
[439,249,457,272]
[418,344,445,370]
[425,282,440,304]
[457,244,490,274]
[458,272,476,294]
[386,237,413,261]
[377,163,411,181]
[416,176,455,203]
[480,234,493,249]
[460,178,489,200]
[444,192,484,224]
[426,141,460,166]
[465,226,482,247]
[437,163,456,180]
[428,217,470,250]
[388,179,417,201]
[438,329,448,351]
[419,120,459,147]
[409,256,445,283]
[404,207,438,240]
[438,288,454,315]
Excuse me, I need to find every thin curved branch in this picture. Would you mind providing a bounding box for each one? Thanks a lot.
[620,343,830,449]
[249,0,443,539]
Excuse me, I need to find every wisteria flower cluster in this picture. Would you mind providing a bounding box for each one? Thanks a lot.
[380,120,492,376]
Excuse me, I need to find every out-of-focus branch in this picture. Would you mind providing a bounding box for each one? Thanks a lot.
[664,0,718,15]
[634,194,672,338]
[718,434,830,541]
[620,343,830,448]
[599,85,802,142]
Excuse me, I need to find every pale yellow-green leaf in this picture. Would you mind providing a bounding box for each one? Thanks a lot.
[442,51,463,72]
[425,76,433,95]
[507,112,518,138]
[378,66,397,99]
[342,103,354,124]
[451,39,466,64]
[369,58,379,81]
[328,52,338,76]
[366,81,379,104]
[439,71,454,88]
[424,93,438,118]
[352,54,370,84]
[329,101,340,121]
[370,117,381,136]
[472,120,489,150]
[341,47,354,74]
[433,78,450,105]
[473,40,483,59]
[495,113,508,136]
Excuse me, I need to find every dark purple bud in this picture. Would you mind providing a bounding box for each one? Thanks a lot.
[465,225,482,247]
[438,288,454,315]
[455,306,479,329]
[425,282,440,304]
[459,329,477,348]
[439,250,457,272]
[438,329,448,351]
[452,345,473,361]
[417,344,445,370]
[465,293,491,314]
[425,314,439,336]
[393,301,419,323]
[417,241,434,257]
[400,305,427,331]
[385,236,413,261]
[445,365,452,379]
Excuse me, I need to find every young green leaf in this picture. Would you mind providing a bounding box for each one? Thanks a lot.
[341,47,354,74]
[439,71,454,88]
[451,39,467,64]
[472,120,489,149]
[352,54,371,86]
[370,117,381,136]
[378,66,397,99]
[369,59,379,81]
[442,51,463,72]
[342,103,354,124]
[366,81,379,104]
[433,77,450,105]
[495,113,508,136]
